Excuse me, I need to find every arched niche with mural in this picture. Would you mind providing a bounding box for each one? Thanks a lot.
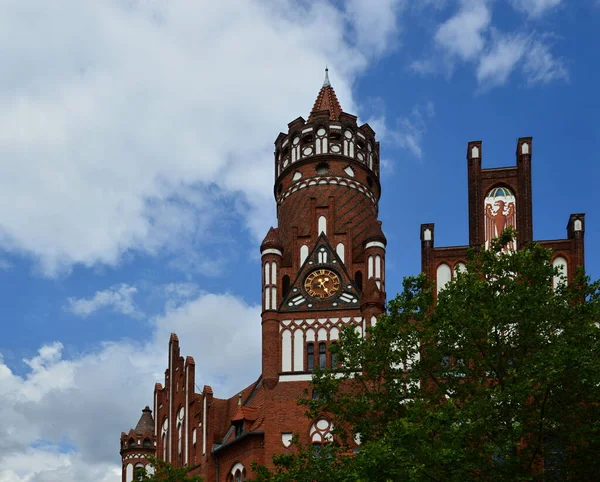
[484,186,516,251]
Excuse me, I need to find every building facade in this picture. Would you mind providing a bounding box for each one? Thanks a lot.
[119,74,586,481]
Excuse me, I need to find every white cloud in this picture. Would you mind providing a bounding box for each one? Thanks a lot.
[0,0,401,277]
[345,0,404,56]
[477,32,567,89]
[510,0,562,17]
[376,101,435,159]
[477,33,529,88]
[414,0,568,89]
[434,0,492,61]
[523,37,568,84]
[65,283,143,319]
[0,290,261,481]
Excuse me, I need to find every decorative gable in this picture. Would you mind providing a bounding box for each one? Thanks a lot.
[280,234,360,312]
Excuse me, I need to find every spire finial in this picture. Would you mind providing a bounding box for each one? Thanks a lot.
[323,66,331,87]
[238,393,242,406]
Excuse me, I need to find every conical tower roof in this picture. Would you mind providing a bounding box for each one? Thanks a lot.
[308,67,343,121]
[364,221,387,246]
[134,406,154,434]
[261,227,283,251]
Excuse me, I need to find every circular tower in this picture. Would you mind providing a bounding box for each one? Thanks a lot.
[120,406,156,482]
[260,69,387,388]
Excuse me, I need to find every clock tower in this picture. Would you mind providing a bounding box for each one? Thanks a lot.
[120,70,388,481]
[260,68,386,390]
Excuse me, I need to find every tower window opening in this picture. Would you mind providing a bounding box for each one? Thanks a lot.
[282,275,290,299]
[355,271,363,291]
[128,438,136,448]
[302,134,313,144]
[143,438,152,448]
[315,162,329,175]
[330,132,340,141]
[319,343,326,369]
[357,140,365,150]
[330,342,338,368]
[307,343,314,371]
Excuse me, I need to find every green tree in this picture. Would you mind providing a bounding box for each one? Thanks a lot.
[138,456,204,482]
[254,232,600,481]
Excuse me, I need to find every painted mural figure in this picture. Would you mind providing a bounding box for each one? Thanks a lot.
[484,186,516,251]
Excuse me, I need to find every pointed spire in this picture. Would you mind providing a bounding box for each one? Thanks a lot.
[238,393,242,406]
[323,66,331,87]
[309,67,342,122]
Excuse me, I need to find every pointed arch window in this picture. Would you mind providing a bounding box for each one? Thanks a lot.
[161,418,168,460]
[177,407,185,464]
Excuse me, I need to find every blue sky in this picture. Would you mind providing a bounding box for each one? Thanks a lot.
[0,0,598,480]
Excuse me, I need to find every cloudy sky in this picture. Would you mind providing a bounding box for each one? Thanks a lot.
[1,0,598,480]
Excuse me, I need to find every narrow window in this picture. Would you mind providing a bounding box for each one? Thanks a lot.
[282,275,290,298]
[355,270,363,291]
[319,343,326,369]
[330,342,338,368]
[307,343,314,371]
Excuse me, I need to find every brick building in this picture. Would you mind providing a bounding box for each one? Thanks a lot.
[120,69,386,481]
[420,138,584,295]
[119,72,586,481]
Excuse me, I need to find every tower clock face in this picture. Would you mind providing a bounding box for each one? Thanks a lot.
[304,269,341,299]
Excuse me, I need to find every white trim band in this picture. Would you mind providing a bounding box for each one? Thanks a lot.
[261,248,283,256]
[365,241,386,250]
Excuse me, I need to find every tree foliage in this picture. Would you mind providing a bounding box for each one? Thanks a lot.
[138,456,204,482]
[254,232,600,481]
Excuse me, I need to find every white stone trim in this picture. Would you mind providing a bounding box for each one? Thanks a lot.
[280,373,313,382]
[261,248,282,256]
[168,347,172,462]
[202,396,206,455]
[280,372,357,382]
[185,365,189,465]
[231,462,245,475]
[365,241,385,249]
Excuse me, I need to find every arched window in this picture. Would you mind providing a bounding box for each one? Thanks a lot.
[128,438,136,448]
[177,407,185,464]
[161,418,168,460]
[310,417,333,445]
[307,343,314,371]
[143,438,152,448]
[134,464,145,481]
[330,342,338,368]
[319,343,326,369]
[229,463,246,482]
[436,263,451,294]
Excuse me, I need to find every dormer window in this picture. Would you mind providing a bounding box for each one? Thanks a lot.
[235,421,243,438]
